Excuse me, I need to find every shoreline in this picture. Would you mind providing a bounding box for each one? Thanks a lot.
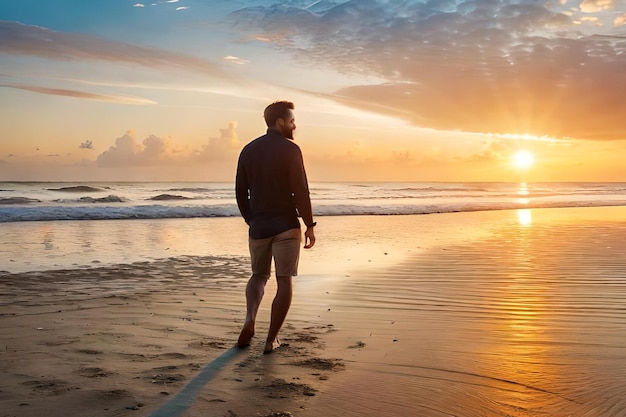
[2,206,626,416]
[3,205,624,275]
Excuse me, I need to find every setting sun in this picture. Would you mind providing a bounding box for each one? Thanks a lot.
[513,150,535,170]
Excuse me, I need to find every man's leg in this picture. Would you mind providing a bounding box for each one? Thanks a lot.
[238,234,272,348]
[237,274,268,347]
[264,275,292,353]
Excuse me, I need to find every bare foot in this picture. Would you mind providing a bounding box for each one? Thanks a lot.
[237,321,255,348]
[263,338,286,354]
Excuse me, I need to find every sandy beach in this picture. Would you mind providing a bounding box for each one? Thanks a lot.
[2,207,626,417]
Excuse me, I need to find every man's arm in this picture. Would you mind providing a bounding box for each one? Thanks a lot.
[235,158,251,224]
[289,147,314,227]
[303,225,316,249]
[288,147,316,248]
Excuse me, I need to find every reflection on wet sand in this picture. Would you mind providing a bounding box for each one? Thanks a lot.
[1,208,625,416]
[302,208,626,417]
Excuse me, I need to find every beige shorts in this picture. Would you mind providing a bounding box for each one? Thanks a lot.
[249,228,301,278]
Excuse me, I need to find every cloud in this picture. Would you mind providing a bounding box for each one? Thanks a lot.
[615,14,626,26]
[230,0,626,141]
[0,82,156,105]
[79,140,94,150]
[196,122,241,162]
[0,21,234,80]
[96,130,175,167]
[224,55,249,65]
[176,7,190,11]
[579,0,613,13]
[133,3,145,7]
[96,124,241,168]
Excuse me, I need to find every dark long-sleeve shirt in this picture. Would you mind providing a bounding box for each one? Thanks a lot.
[235,128,314,239]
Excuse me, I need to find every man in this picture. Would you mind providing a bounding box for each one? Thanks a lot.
[235,100,316,354]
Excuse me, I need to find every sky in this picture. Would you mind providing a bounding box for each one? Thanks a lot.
[1,0,625,182]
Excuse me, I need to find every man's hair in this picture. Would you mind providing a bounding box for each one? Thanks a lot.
[264,101,295,127]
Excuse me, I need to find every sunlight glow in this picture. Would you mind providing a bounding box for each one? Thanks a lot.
[513,151,535,170]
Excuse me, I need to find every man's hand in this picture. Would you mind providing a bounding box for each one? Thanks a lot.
[304,226,316,249]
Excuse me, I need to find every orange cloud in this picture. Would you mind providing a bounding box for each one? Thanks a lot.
[96,131,175,167]
[196,122,241,162]
[95,123,241,168]
[230,1,626,141]
[580,0,613,13]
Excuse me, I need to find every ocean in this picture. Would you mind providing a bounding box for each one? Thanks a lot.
[2,181,626,273]
[2,181,626,222]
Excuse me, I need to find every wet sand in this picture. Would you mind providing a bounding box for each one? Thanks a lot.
[1,207,626,416]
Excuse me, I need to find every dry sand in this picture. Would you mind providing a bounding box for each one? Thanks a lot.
[2,207,626,417]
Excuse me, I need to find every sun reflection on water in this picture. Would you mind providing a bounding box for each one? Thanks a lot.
[517,182,529,196]
[517,209,532,227]
[516,182,531,205]
[487,211,571,412]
